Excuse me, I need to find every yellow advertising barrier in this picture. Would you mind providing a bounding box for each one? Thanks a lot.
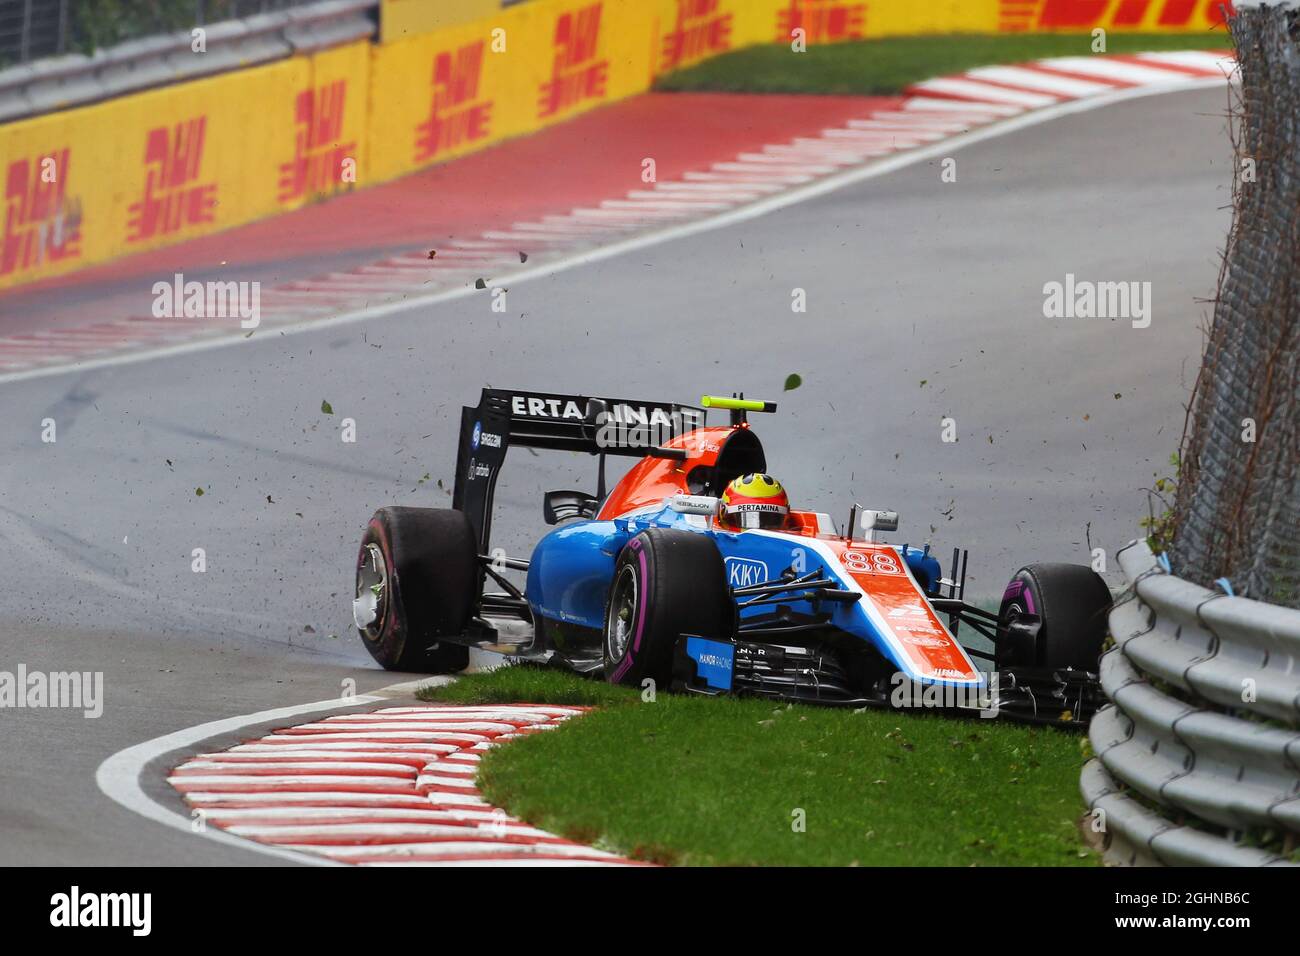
[1,0,1229,291]
[368,0,657,184]
[382,0,505,43]
[989,0,1227,32]
[0,40,371,291]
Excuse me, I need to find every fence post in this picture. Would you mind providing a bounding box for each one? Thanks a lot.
[1170,2,1300,608]
[57,0,68,55]
[20,0,33,62]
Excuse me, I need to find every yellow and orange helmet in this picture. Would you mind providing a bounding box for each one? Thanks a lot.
[719,473,791,530]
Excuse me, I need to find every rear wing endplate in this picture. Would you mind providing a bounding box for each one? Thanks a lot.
[452,388,705,552]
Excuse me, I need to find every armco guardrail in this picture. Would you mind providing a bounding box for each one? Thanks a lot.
[1081,540,1300,866]
[0,1,349,67]
[0,0,376,123]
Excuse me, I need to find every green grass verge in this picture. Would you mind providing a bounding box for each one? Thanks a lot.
[654,33,1231,96]
[419,666,1097,866]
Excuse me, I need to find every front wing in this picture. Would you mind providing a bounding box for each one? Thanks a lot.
[672,631,1102,726]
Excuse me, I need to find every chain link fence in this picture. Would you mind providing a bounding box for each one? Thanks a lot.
[0,0,331,66]
[0,0,68,64]
[1171,3,1300,609]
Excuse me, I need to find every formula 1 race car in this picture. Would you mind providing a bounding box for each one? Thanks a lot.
[352,389,1112,724]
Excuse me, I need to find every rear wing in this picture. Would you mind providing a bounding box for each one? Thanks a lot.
[451,388,706,552]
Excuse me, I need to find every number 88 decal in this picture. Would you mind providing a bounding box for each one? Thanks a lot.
[843,550,902,575]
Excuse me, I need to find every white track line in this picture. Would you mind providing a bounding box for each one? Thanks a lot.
[299,842,623,861]
[682,169,812,183]
[96,694,384,865]
[1031,56,1209,86]
[653,180,781,194]
[963,65,1115,97]
[97,692,611,866]
[903,96,1023,115]
[762,143,865,162]
[446,239,519,250]
[1136,50,1236,73]
[162,703,625,866]
[910,77,1061,106]
[711,160,838,175]
[602,197,732,210]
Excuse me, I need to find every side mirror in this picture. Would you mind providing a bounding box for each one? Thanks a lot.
[862,509,899,533]
[667,494,719,516]
[544,490,599,525]
[859,509,899,543]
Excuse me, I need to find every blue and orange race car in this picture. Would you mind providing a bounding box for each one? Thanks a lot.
[352,389,1110,724]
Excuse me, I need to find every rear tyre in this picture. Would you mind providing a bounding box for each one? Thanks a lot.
[602,529,732,689]
[996,563,1111,671]
[354,507,475,673]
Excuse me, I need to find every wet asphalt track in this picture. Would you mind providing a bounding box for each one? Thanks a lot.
[0,88,1231,864]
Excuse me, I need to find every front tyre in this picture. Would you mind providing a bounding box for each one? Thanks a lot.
[602,529,732,690]
[354,507,475,673]
[996,563,1111,671]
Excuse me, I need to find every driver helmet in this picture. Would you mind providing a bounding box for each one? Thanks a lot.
[719,473,791,530]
